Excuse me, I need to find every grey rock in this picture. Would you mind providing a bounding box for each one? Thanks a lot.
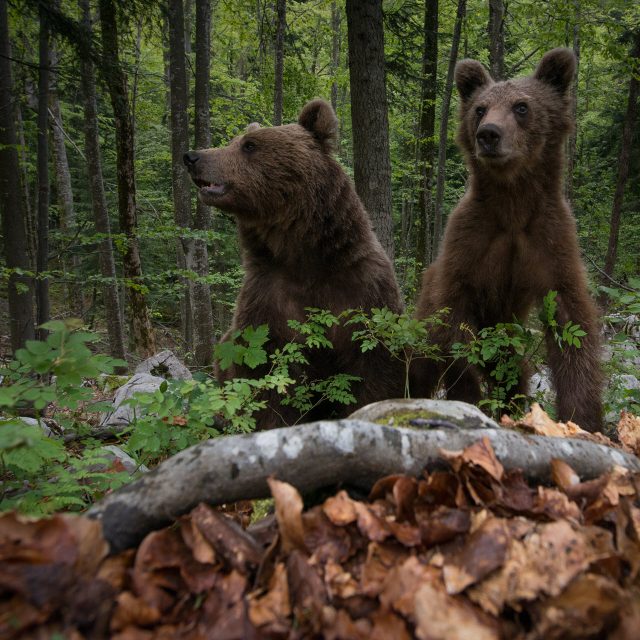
[348,398,499,430]
[18,416,63,438]
[135,350,192,381]
[98,372,165,432]
[528,367,555,403]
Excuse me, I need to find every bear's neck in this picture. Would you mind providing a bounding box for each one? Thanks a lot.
[468,151,568,222]
[237,178,375,272]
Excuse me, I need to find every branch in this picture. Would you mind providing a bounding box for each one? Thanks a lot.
[89,419,640,552]
[582,250,638,293]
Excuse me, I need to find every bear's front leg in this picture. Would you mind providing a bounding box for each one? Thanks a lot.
[545,290,604,432]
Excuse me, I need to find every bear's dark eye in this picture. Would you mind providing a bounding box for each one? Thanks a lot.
[513,102,528,116]
[475,106,486,118]
[242,140,257,153]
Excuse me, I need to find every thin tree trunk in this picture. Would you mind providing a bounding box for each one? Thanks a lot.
[414,0,438,270]
[79,0,126,362]
[346,0,394,260]
[273,0,286,125]
[487,0,504,80]
[0,0,35,351]
[602,31,640,286]
[168,0,194,352]
[433,0,466,254]
[192,0,216,368]
[330,1,340,114]
[49,50,83,318]
[36,4,51,339]
[98,0,156,357]
[565,0,580,203]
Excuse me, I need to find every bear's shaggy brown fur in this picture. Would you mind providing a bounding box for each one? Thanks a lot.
[184,99,404,428]
[413,48,603,431]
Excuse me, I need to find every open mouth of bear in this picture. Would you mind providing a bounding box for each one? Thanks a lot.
[193,178,228,197]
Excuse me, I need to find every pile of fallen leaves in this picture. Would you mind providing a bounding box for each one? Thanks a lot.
[2,416,640,639]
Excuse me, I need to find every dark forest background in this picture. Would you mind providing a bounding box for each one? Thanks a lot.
[1,0,638,364]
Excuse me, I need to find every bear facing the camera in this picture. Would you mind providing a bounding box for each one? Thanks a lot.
[413,48,603,432]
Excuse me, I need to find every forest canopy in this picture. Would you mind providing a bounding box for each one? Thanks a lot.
[0,0,638,360]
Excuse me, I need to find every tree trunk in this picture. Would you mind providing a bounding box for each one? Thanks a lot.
[273,0,286,125]
[192,0,216,368]
[98,0,156,357]
[414,0,438,270]
[487,0,505,80]
[49,50,84,318]
[565,0,580,203]
[330,1,340,114]
[602,30,640,286]
[433,0,466,254]
[36,4,51,340]
[79,0,126,362]
[168,0,194,353]
[346,0,394,260]
[0,0,35,352]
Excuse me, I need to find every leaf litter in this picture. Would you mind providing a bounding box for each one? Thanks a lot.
[1,408,640,639]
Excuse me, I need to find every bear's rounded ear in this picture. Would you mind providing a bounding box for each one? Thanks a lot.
[246,122,261,133]
[298,99,338,150]
[455,60,492,102]
[534,48,576,95]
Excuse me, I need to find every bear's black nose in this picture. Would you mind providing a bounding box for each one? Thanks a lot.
[476,124,502,153]
[183,151,200,167]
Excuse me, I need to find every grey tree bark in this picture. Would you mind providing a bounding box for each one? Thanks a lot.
[36,3,51,340]
[602,30,640,286]
[346,0,394,260]
[49,49,83,318]
[433,0,466,254]
[98,0,156,357]
[0,0,35,351]
[330,1,340,114]
[168,0,194,352]
[565,0,580,203]
[273,0,286,125]
[79,0,126,362]
[414,0,438,270]
[90,419,640,552]
[192,0,216,368]
[487,0,505,80]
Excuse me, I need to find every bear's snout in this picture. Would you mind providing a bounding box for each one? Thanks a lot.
[476,124,502,156]
[183,151,200,170]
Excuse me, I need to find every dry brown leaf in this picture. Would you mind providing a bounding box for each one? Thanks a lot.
[551,458,581,491]
[443,517,510,594]
[110,592,161,632]
[268,477,306,552]
[324,558,359,599]
[247,561,291,628]
[534,486,582,521]
[417,505,471,547]
[531,573,622,639]
[323,490,358,526]
[369,607,412,640]
[617,410,640,455]
[414,581,500,640]
[441,437,504,481]
[360,542,409,597]
[379,556,437,619]
[519,403,587,436]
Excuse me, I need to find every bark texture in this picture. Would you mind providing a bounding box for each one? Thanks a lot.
[98,0,155,357]
[602,30,640,283]
[432,0,466,253]
[90,419,640,552]
[487,0,505,80]
[36,4,51,339]
[0,0,35,351]
[414,0,438,269]
[346,0,394,260]
[168,0,194,351]
[192,0,215,367]
[273,0,286,125]
[79,0,126,361]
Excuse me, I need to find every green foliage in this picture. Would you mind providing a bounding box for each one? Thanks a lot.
[540,291,587,349]
[0,321,130,515]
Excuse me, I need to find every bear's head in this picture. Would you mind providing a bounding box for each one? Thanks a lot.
[184,99,339,225]
[454,48,576,179]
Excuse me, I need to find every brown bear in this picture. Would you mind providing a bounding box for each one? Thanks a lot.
[412,48,604,432]
[184,99,405,428]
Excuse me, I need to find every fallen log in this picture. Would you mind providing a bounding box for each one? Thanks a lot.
[89,419,640,552]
